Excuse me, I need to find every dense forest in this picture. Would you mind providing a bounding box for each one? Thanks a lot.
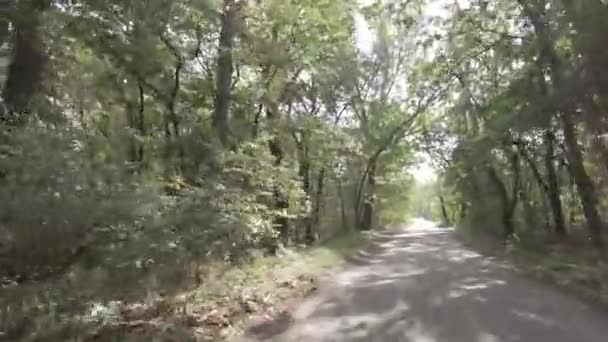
[427,0,608,248]
[1,0,607,340]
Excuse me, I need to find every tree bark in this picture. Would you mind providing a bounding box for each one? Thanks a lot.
[439,195,450,227]
[561,113,604,248]
[310,167,325,243]
[544,130,567,236]
[360,162,377,231]
[459,201,468,221]
[560,0,608,111]
[137,79,146,162]
[124,101,139,162]
[267,104,290,245]
[486,147,520,239]
[168,62,181,138]
[213,0,238,146]
[519,184,537,231]
[487,166,515,238]
[515,135,566,236]
[294,132,313,244]
[338,177,348,231]
[2,0,48,119]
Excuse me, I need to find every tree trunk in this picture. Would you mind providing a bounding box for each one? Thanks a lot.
[561,113,604,248]
[522,183,538,231]
[168,60,182,138]
[292,129,314,244]
[310,167,325,243]
[486,156,519,238]
[560,0,608,110]
[267,104,290,245]
[515,135,566,236]
[270,149,289,245]
[137,79,146,162]
[124,101,139,163]
[518,0,604,248]
[213,0,237,146]
[2,1,48,119]
[439,195,450,227]
[544,130,567,236]
[338,177,348,231]
[360,162,376,231]
[355,158,377,229]
[487,167,514,237]
[459,201,467,221]
[591,135,608,174]
[168,61,184,173]
[353,181,360,226]
[299,148,312,244]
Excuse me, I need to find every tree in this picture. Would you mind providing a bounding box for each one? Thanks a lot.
[425,0,607,249]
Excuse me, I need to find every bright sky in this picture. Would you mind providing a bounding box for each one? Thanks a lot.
[355,0,449,183]
[411,157,437,183]
[355,0,451,53]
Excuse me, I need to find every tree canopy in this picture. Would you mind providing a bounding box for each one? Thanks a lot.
[2,0,608,340]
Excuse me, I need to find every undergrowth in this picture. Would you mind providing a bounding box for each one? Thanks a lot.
[79,231,369,342]
[456,228,608,309]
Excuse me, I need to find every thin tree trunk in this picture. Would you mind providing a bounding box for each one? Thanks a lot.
[297,140,312,243]
[310,167,325,243]
[78,96,86,130]
[124,101,139,162]
[338,178,348,231]
[487,167,515,237]
[137,80,145,162]
[459,201,467,221]
[267,105,290,245]
[544,130,567,236]
[168,61,182,138]
[515,135,566,236]
[355,157,378,228]
[360,162,376,231]
[487,148,520,239]
[354,168,367,222]
[353,181,360,226]
[521,183,538,231]
[439,195,450,227]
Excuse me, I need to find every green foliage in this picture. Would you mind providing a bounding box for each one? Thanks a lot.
[377,168,415,225]
[173,137,307,260]
[0,128,148,279]
[6,0,608,338]
[0,0,437,339]
[423,0,608,251]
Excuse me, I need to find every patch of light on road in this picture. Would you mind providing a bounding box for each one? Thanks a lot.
[477,332,501,342]
[512,309,557,327]
[405,320,438,342]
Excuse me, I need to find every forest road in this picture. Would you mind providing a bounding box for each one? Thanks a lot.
[237,219,608,342]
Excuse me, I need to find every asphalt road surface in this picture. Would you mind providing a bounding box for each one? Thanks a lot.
[240,219,608,342]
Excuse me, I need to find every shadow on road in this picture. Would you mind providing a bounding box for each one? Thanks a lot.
[243,222,608,342]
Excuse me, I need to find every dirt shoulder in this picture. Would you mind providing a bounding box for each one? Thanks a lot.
[455,229,608,310]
